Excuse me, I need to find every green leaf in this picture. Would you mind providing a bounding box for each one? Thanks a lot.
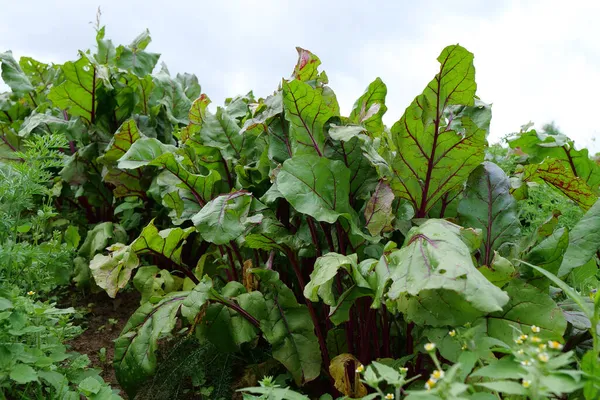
[276,154,351,223]
[485,279,567,343]
[304,253,358,305]
[364,180,395,236]
[78,376,103,395]
[151,67,192,125]
[582,350,600,399]
[9,363,38,384]
[252,269,321,385]
[470,356,525,379]
[521,159,597,210]
[99,119,143,164]
[477,253,516,288]
[387,219,509,319]
[117,137,178,170]
[292,47,322,82]
[390,45,488,218]
[348,77,387,136]
[90,243,140,298]
[524,227,569,278]
[282,79,337,156]
[115,30,160,77]
[114,293,188,397]
[48,56,103,124]
[199,107,244,159]
[78,222,127,260]
[458,162,521,266]
[509,128,600,190]
[475,381,527,395]
[0,51,34,94]
[558,198,600,276]
[131,219,194,267]
[64,225,81,248]
[0,297,13,311]
[328,286,372,326]
[192,191,263,245]
[133,266,182,304]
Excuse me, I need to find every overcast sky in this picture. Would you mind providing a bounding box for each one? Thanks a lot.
[1,0,598,151]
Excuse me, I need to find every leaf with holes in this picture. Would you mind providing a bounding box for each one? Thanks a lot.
[89,243,140,298]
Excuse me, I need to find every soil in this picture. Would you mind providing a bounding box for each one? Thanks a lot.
[64,289,141,398]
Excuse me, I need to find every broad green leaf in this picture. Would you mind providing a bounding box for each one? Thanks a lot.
[103,167,146,199]
[390,45,488,217]
[199,107,245,159]
[458,162,521,266]
[9,363,38,384]
[65,225,81,248]
[558,198,600,276]
[176,72,201,100]
[78,222,127,260]
[304,253,358,305]
[348,77,387,136]
[485,279,567,343]
[523,227,569,281]
[192,191,263,245]
[114,292,188,397]
[252,269,321,385]
[522,159,597,210]
[180,276,214,320]
[18,112,83,138]
[19,56,57,89]
[475,381,527,396]
[470,356,525,379]
[89,243,140,298]
[282,79,336,156]
[131,220,194,267]
[117,137,178,169]
[477,252,516,288]
[133,266,182,304]
[364,180,395,236]
[99,119,143,164]
[328,285,372,326]
[115,30,160,77]
[387,219,509,318]
[582,350,600,399]
[151,67,192,125]
[48,56,103,124]
[0,51,34,94]
[276,155,351,223]
[243,216,293,251]
[509,128,600,190]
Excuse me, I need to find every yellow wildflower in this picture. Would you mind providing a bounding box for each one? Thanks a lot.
[522,380,531,388]
[385,394,394,400]
[431,370,445,380]
[27,291,35,296]
[449,330,456,337]
[548,341,563,350]
[355,365,364,373]
[425,379,436,390]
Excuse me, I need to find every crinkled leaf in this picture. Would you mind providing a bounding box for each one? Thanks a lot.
[133,266,182,304]
[192,191,263,245]
[292,47,322,82]
[276,154,351,223]
[252,269,321,385]
[390,45,487,218]
[485,279,567,343]
[304,253,358,305]
[558,198,600,276]
[522,159,597,210]
[364,180,395,236]
[131,220,194,267]
[509,129,600,190]
[329,354,368,398]
[282,79,336,156]
[90,243,140,298]
[387,219,509,315]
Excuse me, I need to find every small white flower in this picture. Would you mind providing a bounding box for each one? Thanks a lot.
[449,329,456,337]
[424,343,436,352]
[522,379,531,388]
[27,291,35,296]
[385,394,394,400]
[431,370,444,380]
[548,340,563,350]
[425,379,436,390]
[355,365,364,373]
[538,353,550,363]
[531,325,541,333]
